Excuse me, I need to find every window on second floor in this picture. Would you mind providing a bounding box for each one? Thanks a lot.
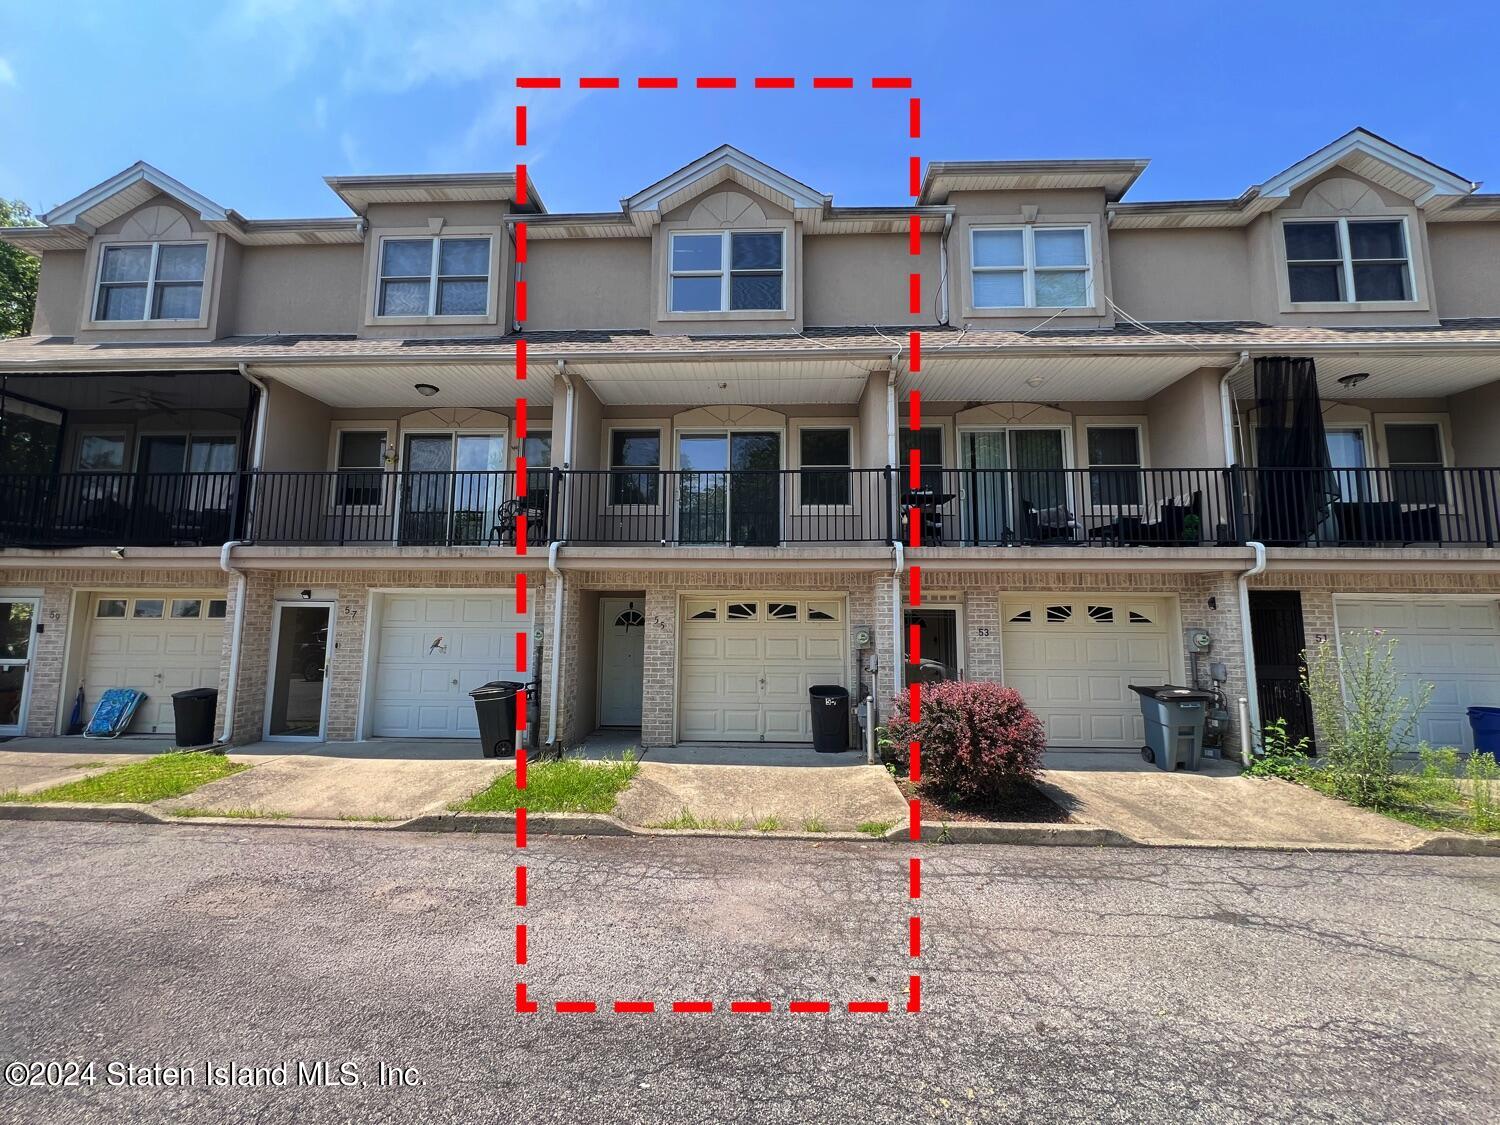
[1086,426,1143,505]
[1283,218,1413,303]
[94,242,208,321]
[669,231,784,313]
[798,428,852,506]
[1384,422,1447,506]
[335,429,388,508]
[609,429,661,505]
[377,237,491,317]
[971,226,1091,310]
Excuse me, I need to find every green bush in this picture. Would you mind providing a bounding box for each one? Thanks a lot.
[1304,630,1429,808]
[1247,717,1311,780]
[1466,752,1500,833]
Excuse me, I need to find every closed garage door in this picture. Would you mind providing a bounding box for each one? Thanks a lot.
[1334,598,1500,752]
[371,592,528,738]
[679,596,846,742]
[1001,596,1174,748]
[82,593,226,735]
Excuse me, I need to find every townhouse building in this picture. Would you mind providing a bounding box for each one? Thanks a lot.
[3,128,1499,757]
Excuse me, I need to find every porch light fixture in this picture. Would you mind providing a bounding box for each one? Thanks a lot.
[110,546,126,560]
[1026,375,1046,388]
[414,383,440,397]
[1337,372,1370,389]
[299,589,312,600]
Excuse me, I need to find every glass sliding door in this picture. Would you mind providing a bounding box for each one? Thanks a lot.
[959,429,1070,544]
[961,431,1010,545]
[400,432,505,545]
[676,431,781,545]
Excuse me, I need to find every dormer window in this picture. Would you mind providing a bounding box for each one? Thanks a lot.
[377,236,491,317]
[94,242,207,321]
[970,226,1091,309]
[669,230,784,313]
[1284,218,1412,303]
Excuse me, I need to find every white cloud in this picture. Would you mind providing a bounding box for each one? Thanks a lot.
[216,0,656,165]
[0,57,17,87]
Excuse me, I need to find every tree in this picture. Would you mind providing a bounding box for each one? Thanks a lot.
[0,198,41,338]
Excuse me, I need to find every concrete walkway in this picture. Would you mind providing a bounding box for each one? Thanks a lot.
[612,761,906,832]
[158,739,510,821]
[1040,751,1438,849]
[0,737,171,796]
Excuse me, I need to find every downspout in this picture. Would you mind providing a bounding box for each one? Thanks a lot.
[215,363,272,746]
[545,364,577,749]
[937,211,954,325]
[1235,539,1267,766]
[886,360,904,706]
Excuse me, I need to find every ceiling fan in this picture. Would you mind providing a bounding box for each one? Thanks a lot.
[107,387,183,413]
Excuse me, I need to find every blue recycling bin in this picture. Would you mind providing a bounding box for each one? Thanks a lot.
[1468,706,1500,760]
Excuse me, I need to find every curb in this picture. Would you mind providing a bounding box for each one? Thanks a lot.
[3,801,1497,854]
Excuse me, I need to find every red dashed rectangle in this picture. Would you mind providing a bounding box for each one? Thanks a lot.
[580,76,620,89]
[638,76,679,88]
[754,76,796,88]
[730,1001,773,1014]
[516,76,561,89]
[812,76,854,88]
[696,76,737,88]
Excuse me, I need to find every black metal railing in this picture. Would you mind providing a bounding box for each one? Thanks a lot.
[898,467,1241,547]
[242,470,545,547]
[0,472,242,547]
[4,466,1499,550]
[1242,467,1500,548]
[556,468,892,546]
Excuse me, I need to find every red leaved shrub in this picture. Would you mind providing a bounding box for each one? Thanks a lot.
[883,681,1045,800]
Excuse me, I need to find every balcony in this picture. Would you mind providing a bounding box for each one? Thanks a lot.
[3,467,1498,551]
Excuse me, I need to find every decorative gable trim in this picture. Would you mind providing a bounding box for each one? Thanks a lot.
[1257,128,1475,209]
[42,161,230,228]
[623,145,829,227]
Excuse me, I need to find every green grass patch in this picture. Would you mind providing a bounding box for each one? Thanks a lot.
[174,806,287,820]
[648,808,745,831]
[753,815,782,833]
[801,818,827,833]
[17,752,247,805]
[68,761,112,770]
[1272,752,1500,836]
[856,820,894,838]
[455,755,638,814]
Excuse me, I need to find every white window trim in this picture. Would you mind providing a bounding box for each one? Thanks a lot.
[70,428,131,473]
[605,425,666,513]
[791,421,856,512]
[363,227,502,328]
[1375,414,1457,512]
[667,229,786,315]
[969,225,1092,311]
[88,238,213,328]
[1282,215,1417,306]
[375,234,495,320]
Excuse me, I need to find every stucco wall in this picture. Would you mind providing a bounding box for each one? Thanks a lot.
[1449,381,1500,467]
[259,380,335,471]
[803,233,940,327]
[31,250,85,336]
[1146,367,1231,468]
[524,238,651,331]
[233,244,362,336]
[1109,229,1250,322]
[1429,222,1500,320]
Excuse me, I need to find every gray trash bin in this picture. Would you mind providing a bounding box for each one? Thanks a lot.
[1129,684,1215,770]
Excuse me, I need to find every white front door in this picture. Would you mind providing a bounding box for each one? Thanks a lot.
[1334,598,1500,751]
[678,596,846,742]
[371,592,528,738]
[1001,596,1174,748]
[266,603,334,740]
[82,593,227,736]
[598,597,645,727]
[0,598,40,735]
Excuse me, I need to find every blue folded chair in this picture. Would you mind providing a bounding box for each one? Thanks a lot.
[84,688,147,738]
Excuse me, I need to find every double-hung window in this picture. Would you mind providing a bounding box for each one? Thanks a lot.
[1384,422,1447,506]
[335,430,388,508]
[1086,426,1143,505]
[609,430,661,505]
[971,226,1091,309]
[1283,218,1413,303]
[377,237,491,317]
[94,242,208,321]
[798,428,852,506]
[669,231,784,313]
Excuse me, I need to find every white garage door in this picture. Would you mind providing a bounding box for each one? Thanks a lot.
[82,593,226,735]
[371,592,528,738]
[1001,596,1174,749]
[679,596,846,742]
[1334,598,1500,752]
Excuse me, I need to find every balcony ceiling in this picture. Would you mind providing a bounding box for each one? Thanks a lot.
[0,369,251,413]
[570,358,881,406]
[904,352,1232,401]
[255,362,549,409]
[1229,351,1500,400]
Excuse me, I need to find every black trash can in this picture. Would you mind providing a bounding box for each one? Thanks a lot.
[809,684,850,752]
[470,680,521,758]
[171,687,218,749]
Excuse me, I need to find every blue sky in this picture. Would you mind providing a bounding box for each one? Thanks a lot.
[2,0,1498,219]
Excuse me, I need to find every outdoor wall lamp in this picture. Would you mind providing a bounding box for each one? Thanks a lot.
[1337,372,1370,389]
[110,546,126,559]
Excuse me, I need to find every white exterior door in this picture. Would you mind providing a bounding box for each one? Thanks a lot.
[599,598,645,726]
[0,598,40,735]
[81,593,227,736]
[1001,596,1174,748]
[1333,598,1500,752]
[678,596,846,742]
[371,592,528,738]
